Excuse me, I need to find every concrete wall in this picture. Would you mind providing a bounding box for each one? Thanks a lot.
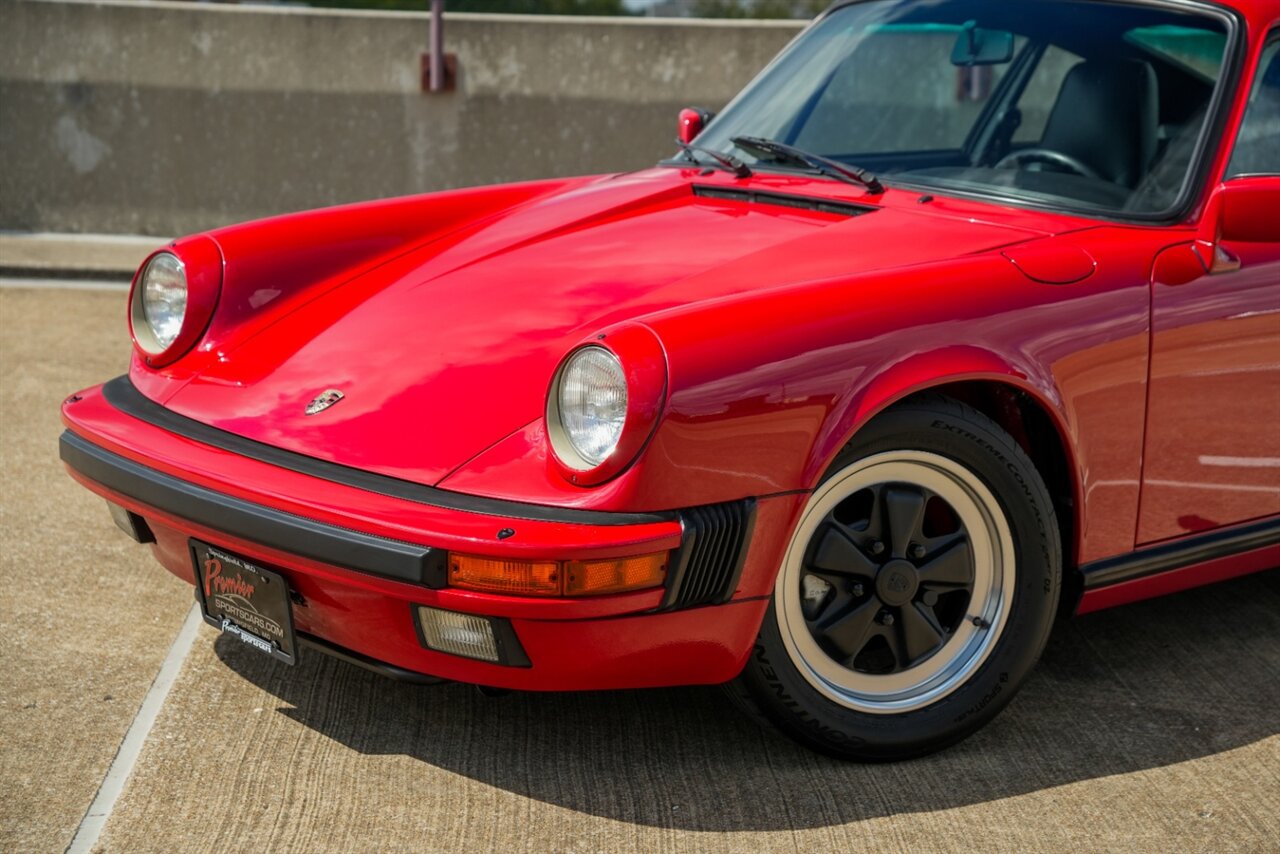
[0,0,802,235]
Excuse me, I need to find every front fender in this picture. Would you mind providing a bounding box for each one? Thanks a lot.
[450,253,1076,506]
[640,254,1076,502]
[445,234,1151,567]
[809,345,1069,487]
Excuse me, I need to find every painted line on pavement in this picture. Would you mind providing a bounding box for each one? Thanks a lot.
[66,603,203,854]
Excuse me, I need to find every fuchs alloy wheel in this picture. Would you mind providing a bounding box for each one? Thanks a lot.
[732,396,1061,760]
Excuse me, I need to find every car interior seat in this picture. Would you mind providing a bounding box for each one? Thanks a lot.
[1039,58,1159,187]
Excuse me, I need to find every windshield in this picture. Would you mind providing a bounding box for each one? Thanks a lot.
[691,0,1232,217]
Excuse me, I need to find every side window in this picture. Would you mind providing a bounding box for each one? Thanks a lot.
[1012,45,1083,143]
[1227,38,1280,177]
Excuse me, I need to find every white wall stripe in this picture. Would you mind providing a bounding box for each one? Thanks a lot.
[0,277,129,292]
[1198,455,1280,469]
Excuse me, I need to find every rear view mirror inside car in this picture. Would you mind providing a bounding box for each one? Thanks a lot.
[951,20,1014,66]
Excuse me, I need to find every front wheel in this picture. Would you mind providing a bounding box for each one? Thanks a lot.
[732,396,1060,760]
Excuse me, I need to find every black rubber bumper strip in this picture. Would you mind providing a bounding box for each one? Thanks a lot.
[99,375,672,527]
[61,430,449,587]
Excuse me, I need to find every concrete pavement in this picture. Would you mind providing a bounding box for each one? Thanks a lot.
[1,283,1277,853]
[0,286,193,853]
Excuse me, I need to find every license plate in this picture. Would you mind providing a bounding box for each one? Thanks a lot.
[192,541,296,665]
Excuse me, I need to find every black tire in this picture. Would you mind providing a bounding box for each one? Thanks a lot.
[731,395,1060,760]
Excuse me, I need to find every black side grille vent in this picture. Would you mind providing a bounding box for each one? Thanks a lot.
[663,499,757,610]
[692,185,874,218]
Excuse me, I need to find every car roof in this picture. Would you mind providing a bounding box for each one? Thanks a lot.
[825,0,1273,28]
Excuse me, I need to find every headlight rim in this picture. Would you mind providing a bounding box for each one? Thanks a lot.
[130,251,188,357]
[545,327,668,487]
[548,345,628,471]
[128,238,223,368]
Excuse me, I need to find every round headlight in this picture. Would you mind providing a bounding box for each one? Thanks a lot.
[556,347,628,467]
[134,252,187,354]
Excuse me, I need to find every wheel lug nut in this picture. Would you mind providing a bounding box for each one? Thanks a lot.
[909,543,926,559]
[880,611,895,626]
[851,583,865,597]
[922,590,938,607]
[869,540,885,556]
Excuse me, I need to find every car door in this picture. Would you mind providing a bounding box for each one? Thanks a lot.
[1138,33,1280,544]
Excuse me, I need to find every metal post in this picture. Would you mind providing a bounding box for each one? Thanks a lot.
[429,1,444,93]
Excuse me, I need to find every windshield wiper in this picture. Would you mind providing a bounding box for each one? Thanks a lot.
[730,135,884,194]
[673,139,752,178]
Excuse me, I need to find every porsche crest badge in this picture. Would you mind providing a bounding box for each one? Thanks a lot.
[304,389,345,416]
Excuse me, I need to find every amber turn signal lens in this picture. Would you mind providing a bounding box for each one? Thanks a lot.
[564,553,667,596]
[448,555,560,596]
[448,552,667,597]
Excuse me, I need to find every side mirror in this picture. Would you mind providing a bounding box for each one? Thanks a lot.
[1196,177,1280,273]
[678,107,713,145]
[1218,177,1280,243]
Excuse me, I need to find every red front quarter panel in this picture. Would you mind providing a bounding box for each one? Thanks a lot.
[450,226,1173,566]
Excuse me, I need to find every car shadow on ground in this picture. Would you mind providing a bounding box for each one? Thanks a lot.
[214,568,1279,832]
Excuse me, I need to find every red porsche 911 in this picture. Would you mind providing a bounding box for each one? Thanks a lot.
[62,0,1279,759]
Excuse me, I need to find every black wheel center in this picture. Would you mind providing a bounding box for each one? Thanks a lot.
[875,559,919,607]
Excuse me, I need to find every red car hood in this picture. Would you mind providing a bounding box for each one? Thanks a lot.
[165,169,1064,485]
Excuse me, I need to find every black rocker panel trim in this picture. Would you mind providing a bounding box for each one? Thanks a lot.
[1080,516,1280,589]
[99,375,673,527]
[61,430,449,587]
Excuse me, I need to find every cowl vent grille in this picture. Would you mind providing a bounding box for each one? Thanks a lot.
[693,186,874,218]
[663,499,757,610]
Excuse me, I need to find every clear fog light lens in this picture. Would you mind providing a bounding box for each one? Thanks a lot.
[140,252,187,351]
[558,347,627,467]
[416,606,500,662]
